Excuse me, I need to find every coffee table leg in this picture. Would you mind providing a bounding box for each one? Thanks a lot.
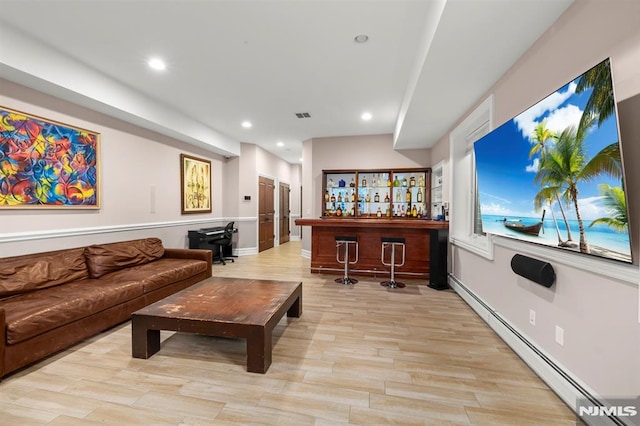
[246,326,271,373]
[132,316,161,359]
[287,293,302,318]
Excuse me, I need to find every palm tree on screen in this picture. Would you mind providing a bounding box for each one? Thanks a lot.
[534,186,565,245]
[576,58,614,139]
[583,143,627,232]
[529,120,573,242]
[589,184,628,231]
[581,142,623,183]
[535,120,594,254]
[529,120,555,158]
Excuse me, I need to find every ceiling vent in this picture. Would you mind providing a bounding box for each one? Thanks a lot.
[295,112,311,119]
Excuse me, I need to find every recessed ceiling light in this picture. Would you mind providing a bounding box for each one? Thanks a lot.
[241,121,252,128]
[361,112,372,121]
[354,34,369,43]
[148,57,166,71]
[277,141,284,147]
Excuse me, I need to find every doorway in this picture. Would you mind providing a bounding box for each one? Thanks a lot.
[279,182,290,244]
[258,176,275,252]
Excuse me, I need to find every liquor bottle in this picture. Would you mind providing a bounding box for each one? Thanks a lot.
[351,205,355,216]
[396,191,401,202]
[362,176,367,187]
[336,205,342,216]
[401,205,406,217]
[386,207,391,217]
[376,207,382,217]
[417,188,423,202]
[351,190,356,202]
[384,192,390,203]
[419,175,425,187]
[330,193,336,203]
[337,192,342,202]
[324,190,329,202]
[387,175,392,187]
[412,205,417,217]
[410,176,416,187]
[365,193,371,203]
[405,189,411,203]
[374,192,380,203]
[402,177,408,187]
[377,175,382,187]
[393,176,400,187]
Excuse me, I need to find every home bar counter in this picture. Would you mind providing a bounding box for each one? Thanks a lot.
[295,218,448,279]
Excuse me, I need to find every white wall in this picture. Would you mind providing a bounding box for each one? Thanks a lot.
[437,0,640,397]
[0,79,301,257]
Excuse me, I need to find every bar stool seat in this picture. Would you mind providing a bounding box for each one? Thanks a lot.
[335,235,358,285]
[381,236,406,289]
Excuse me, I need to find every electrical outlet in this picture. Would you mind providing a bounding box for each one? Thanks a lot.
[555,326,564,346]
[529,309,536,326]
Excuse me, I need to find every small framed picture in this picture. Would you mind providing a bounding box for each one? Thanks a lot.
[180,154,211,214]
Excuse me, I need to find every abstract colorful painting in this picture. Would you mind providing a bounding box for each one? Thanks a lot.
[0,107,100,209]
[180,154,211,214]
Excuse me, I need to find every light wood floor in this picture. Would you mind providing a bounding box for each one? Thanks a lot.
[0,241,579,425]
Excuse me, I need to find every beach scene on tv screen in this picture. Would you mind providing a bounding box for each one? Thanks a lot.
[474,58,632,263]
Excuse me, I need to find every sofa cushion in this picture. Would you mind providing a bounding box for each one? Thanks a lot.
[85,238,165,279]
[100,258,208,293]
[0,248,89,298]
[1,279,144,344]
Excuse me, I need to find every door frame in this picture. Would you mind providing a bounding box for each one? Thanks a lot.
[257,173,293,249]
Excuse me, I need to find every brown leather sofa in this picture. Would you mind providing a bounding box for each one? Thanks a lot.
[0,237,212,380]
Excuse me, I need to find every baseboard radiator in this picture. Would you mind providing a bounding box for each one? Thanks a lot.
[448,274,629,426]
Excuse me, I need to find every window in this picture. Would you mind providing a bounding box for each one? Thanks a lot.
[449,95,494,259]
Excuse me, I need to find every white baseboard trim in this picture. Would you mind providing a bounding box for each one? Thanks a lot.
[449,274,627,426]
[300,249,311,259]
[233,247,258,256]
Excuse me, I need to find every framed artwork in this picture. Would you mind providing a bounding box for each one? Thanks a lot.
[180,154,212,214]
[0,106,100,209]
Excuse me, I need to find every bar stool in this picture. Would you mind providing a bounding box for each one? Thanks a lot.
[335,235,358,285]
[380,237,406,289]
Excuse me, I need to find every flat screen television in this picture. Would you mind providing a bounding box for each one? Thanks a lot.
[473,58,632,264]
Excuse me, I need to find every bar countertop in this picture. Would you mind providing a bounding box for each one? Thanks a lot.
[295,218,449,229]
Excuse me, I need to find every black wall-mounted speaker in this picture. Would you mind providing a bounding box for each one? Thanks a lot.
[510,254,555,288]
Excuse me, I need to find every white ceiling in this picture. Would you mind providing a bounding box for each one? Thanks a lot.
[0,0,573,164]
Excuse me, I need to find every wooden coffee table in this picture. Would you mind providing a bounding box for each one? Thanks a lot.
[131,277,302,373]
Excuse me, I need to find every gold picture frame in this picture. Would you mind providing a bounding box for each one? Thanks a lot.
[180,154,211,214]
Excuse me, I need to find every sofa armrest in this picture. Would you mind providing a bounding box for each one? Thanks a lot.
[0,308,5,379]
[163,248,212,277]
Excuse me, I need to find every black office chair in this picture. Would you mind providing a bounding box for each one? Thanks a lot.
[212,221,236,265]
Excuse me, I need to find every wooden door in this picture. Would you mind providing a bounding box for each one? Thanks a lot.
[279,182,290,244]
[258,176,275,252]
